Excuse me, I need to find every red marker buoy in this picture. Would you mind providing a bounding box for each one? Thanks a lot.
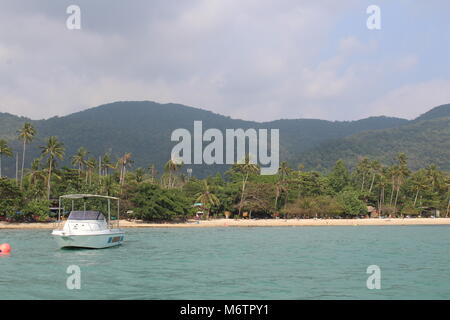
[0,243,11,254]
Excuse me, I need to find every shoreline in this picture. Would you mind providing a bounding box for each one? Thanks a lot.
[2,218,450,229]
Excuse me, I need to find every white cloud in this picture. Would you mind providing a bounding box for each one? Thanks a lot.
[395,55,419,72]
[365,80,450,119]
[0,0,447,122]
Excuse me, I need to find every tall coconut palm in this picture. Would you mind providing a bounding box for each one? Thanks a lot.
[410,170,428,207]
[0,139,13,178]
[28,158,46,187]
[40,136,65,199]
[71,147,88,178]
[425,164,443,191]
[274,180,288,211]
[355,157,371,191]
[118,153,133,186]
[26,158,47,199]
[278,161,291,182]
[275,162,291,210]
[388,165,397,206]
[164,159,181,188]
[195,180,219,219]
[296,164,305,199]
[368,160,381,193]
[17,122,36,188]
[101,153,115,177]
[86,158,97,185]
[232,154,259,216]
[393,153,410,214]
[377,166,389,214]
[148,164,158,184]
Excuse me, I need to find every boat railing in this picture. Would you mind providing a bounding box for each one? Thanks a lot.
[53,219,64,231]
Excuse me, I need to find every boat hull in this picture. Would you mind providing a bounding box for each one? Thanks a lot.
[52,230,125,249]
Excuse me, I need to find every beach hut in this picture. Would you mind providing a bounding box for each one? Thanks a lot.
[419,207,440,218]
[367,206,379,218]
[193,202,205,217]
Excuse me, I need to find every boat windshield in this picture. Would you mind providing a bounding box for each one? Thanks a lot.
[68,211,106,221]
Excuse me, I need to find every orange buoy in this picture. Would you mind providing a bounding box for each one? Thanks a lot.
[0,243,11,254]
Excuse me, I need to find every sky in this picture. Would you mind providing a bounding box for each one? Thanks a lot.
[0,0,449,122]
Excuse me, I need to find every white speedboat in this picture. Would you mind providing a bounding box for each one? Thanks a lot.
[52,194,125,249]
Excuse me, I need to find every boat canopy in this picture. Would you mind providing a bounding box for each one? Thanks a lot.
[56,194,121,229]
[59,194,119,200]
[68,211,106,221]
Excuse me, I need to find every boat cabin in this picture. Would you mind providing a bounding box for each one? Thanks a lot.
[68,210,106,221]
[64,210,108,232]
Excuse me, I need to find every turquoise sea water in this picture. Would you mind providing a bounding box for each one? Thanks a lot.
[1,226,450,299]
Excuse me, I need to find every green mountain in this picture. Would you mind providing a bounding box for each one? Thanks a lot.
[414,103,450,121]
[1,100,443,177]
[296,104,450,171]
[0,112,29,140]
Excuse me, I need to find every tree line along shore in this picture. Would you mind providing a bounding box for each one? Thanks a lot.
[1,123,450,223]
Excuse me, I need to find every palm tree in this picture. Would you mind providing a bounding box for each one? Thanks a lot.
[0,139,13,178]
[232,154,259,216]
[28,158,46,187]
[296,165,305,200]
[410,170,429,207]
[388,165,397,206]
[279,161,291,181]
[118,153,133,186]
[195,180,219,219]
[17,122,36,188]
[274,180,288,211]
[71,147,88,178]
[26,158,47,198]
[378,167,389,214]
[86,158,97,185]
[355,157,371,191]
[164,159,181,188]
[282,166,292,210]
[368,160,381,193]
[148,164,158,184]
[393,153,410,214]
[101,153,115,177]
[275,162,291,211]
[40,136,65,199]
[425,164,443,192]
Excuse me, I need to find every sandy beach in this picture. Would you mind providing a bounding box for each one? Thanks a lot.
[1,218,450,229]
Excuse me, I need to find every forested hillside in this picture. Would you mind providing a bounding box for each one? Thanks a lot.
[297,104,450,171]
[0,101,408,177]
